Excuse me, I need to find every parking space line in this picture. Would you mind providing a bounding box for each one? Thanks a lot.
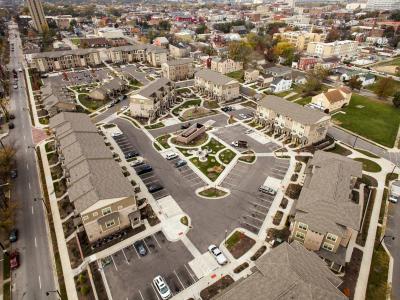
[121,248,130,264]
[132,244,141,259]
[111,255,118,271]
[151,284,161,300]
[184,264,196,282]
[143,239,152,254]
[138,289,145,300]
[153,234,162,248]
[174,270,186,289]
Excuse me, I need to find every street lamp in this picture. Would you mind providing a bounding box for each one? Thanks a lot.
[34,197,50,214]
[376,235,395,249]
[46,290,61,298]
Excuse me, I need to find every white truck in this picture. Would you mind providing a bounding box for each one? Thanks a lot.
[258,177,281,196]
[389,180,400,203]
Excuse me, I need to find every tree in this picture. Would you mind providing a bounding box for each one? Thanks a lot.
[393,91,400,108]
[202,46,216,56]
[302,69,326,95]
[195,23,207,35]
[347,76,362,90]
[383,26,395,38]
[0,145,16,180]
[374,77,395,98]
[0,98,9,121]
[326,29,340,43]
[228,41,253,67]
[246,33,272,54]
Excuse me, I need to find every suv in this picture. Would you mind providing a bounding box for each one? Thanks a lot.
[147,183,163,193]
[10,251,20,270]
[136,164,152,175]
[153,276,171,299]
[9,228,18,243]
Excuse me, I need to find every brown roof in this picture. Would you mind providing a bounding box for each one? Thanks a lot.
[323,89,346,104]
[339,86,352,94]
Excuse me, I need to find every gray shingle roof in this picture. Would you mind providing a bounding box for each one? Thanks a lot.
[137,77,172,98]
[31,48,99,59]
[259,95,330,125]
[164,58,193,66]
[216,242,347,300]
[195,69,238,85]
[295,151,363,236]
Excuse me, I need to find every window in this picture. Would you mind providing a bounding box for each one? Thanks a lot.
[82,215,89,222]
[322,242,334,252]
[102,207,112,216]
[298,222,308,231]
[295,232,305,240]
[326,233,337,242]
[104,220,115,229]
[93,212,98,217]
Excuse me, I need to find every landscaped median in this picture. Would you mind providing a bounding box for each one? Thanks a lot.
[197,187,228,198]
[218,149,236,165]
[354,158,382,173]
[190,156,225,182]
[225,230,256,259]
[155,134,171,149]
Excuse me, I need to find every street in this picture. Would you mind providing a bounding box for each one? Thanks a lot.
[5,22,57,299]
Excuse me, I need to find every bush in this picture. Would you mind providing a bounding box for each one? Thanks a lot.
[233,262,249,274]
[80,285,91,296]
[250,245,267,261]
[273,211,284,226]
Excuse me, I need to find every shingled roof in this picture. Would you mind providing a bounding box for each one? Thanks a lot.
[195,69,238,85]
[216,241,347,300]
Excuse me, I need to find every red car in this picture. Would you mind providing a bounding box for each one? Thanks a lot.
[10,251,20,270]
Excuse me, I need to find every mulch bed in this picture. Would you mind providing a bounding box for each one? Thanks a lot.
[227,232,256,259]
[340,248,363,299]
[200,275,234,300]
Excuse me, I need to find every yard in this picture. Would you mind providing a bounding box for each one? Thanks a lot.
[354,158,382,173]
[226,70,244,83]
[294,96,312,106]
[225,231,256,259]
[155,134,171,149]
[218,149,236,165]
[190,156,225,181]
[172,99,201,116]
[333,94,400,147]
[78,94,105,111]
[201,138,225,155]
[198,187,227,198]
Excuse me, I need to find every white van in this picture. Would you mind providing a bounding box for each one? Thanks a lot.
[165,151,177,160]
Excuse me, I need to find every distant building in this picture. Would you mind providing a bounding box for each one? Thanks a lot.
[146,46,168,67]
[26,0,48,33]
[244,69,260,82]
[108,44,167,67]
[95,27,125,39]
[89,78,126,101]
[311,86,352,112]
[176,123,206,144]
[270,77,292,93]
[169,43,191,58]
[367,0,400,10]
[274,31,326,51]
[161,58,194,81]
[153,37,169,48]
[306,40,359,59]
[210,58,243,75]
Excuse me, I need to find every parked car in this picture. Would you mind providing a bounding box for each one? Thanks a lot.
[8,122,15,129]
[120,106,128,111]
[131,159,144,167]
[181,122,191,129]
[136,164,153,175]
[231,140,248,148]
[10,169,17,179]
[165,151,177,160]
[147,183,163,193]
[125,150,139,159]
[175,159,187,168]
[10,251,20,270]
[245,129,253,134]
[111,132,123,137]
[134,241,147,256]
[389,194,398,203]
[9,114,15,120]
[107,102,114,108]
[153,276,172,300]
[9,228,18,243]
[208,245,228,265]
[13,84,17,89]
[18,68,22,72]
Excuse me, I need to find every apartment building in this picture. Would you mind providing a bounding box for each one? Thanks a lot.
[169,43,191,58]
[194,69,240,102]
[217,242,347,300]
[367,0,400,10]
[108,44,147,63]
[49,112,141,243]
[210,58,243,75]
[26,0,48,33]
[311,86,352,112]
[274,31,327,51]
[30,49,102,72]
[290,151,362,272]
[146,46,168,67]
[256,95,331,146]
[161,58,194,81]
[129,77,176,121]
[306,40,359,59]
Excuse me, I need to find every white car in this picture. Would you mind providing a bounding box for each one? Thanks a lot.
[389,195,398,203]
[18,68,22,72]
[153,276,171,299]
[208,244,228,265]
[120,105,128,111]
[165,151,178,160]
[111,132,123,137]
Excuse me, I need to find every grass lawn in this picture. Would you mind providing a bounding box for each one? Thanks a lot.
[326,143,352,156]
[199,187,227,198]
[294,96,312,106]
[333,94,400,147]
[201,138,225,155]
[385,173,398,187]
[176,147,196,157]
[144,122,164,130]
[354,158,382,173]
[177,87,191,94]
[355,148,380,158]
[241,100,257,109]
[190,156,225,181]
[203,101,220,109]
[218,149,236,165]
[275,90,293,97]
[374,56,400,67]
[172,99,201,116]
[239,155,256,163]
[156,134,171,149]
[78,94,104,111]
[3,282,10,300]
[3,254,10,279]
[153,142,161,151]
[365,77,400,96]
[226,70,244,83]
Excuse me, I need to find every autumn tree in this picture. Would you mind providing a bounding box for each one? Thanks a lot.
[393,91,400,108]
[228,41,253,68]
[346,76,362,90]
[374,77,395,98]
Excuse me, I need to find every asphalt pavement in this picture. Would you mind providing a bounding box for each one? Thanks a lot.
[5,22,57,300]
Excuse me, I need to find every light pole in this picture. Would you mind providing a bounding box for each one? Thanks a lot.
[46,290,61,299]
[376,235,395,250]
[34,197,50,214]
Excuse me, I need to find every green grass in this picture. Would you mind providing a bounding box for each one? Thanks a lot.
[176,147,196,157]
[374,56,400,67]
[172,99,201,116]
[3,281,10,300]
[153,142,161,151]
[225,231,241,249]
[227,70,244,83]
[190,156,225,181]
[354,158,382,173]
[3,254,10,279]
[144,122,164,130]
[365,78,400,96]
[333,94,400,147]
[199,187,227,198]
[218,149,236,165]
[275,90,293,97]
[385,173,398,187]
[201,138,225,155]
[78,94,104,111]
[203,101,220,109]
[156,134,171,149]
[379,188,388,224]
[294,96,312,106]
[326,144,352,156]
[241,100,257,109]
[239,155,256,163]
[176,88,191,94]
[355,148,380,158]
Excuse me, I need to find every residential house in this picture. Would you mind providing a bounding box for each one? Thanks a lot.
[49,112,141,243]
[30,49,102,72]
[89,78,126,101]
[297,56,318,71]
[169,43,191,58]
[153,37,169,48]
[306,40,359,59]
[129,77,176,121]
[194,69,240,102]
[274,31,327,51]
[270,77,292,93]
[244,69,259,82]
[257,74,274,88]
[311,86,352,112]
[264,65,292,77]
[161,58,194,81]
[256,95,331,145]
[290,151,362,272]
[210,58,243,75]
[358,73,375,86]
[231,25,248,35]
[41,83,77,117]
[216,241,347,300]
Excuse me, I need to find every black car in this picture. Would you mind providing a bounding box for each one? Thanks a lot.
[181,122,191,129]
[9,114,15,120]
[10,169,17,179]
[9,228,18,243]
[8,122,14,129]
[134,241,147,256]
[175,159,187,168]
[125,150,139,159]
[147,183,163,193]
[136,164,153,175]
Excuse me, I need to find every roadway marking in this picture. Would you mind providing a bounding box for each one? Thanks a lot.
[34,237,37,248]
[138,289,145,300]
[151,284,161,300]
[174,269,185,289]
[28,182,31,190]
[38,276,41,289]
[184,265,196,282]
[133,244,141,259]
[153,234,162,248]
[31,206,34,215]
[110,255,118,271]
[26,164,29,170]
[23,135,26,141]
[143,239,152,254]
[121,248,130,264]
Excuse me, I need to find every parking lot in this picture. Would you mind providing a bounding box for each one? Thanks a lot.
[165,156,205,190]
[44,68,111,87]
[103,231,197,300]
[214,124,281,153]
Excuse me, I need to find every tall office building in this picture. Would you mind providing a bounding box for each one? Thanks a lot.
[367,0,400,10]
[26,0,48,33]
